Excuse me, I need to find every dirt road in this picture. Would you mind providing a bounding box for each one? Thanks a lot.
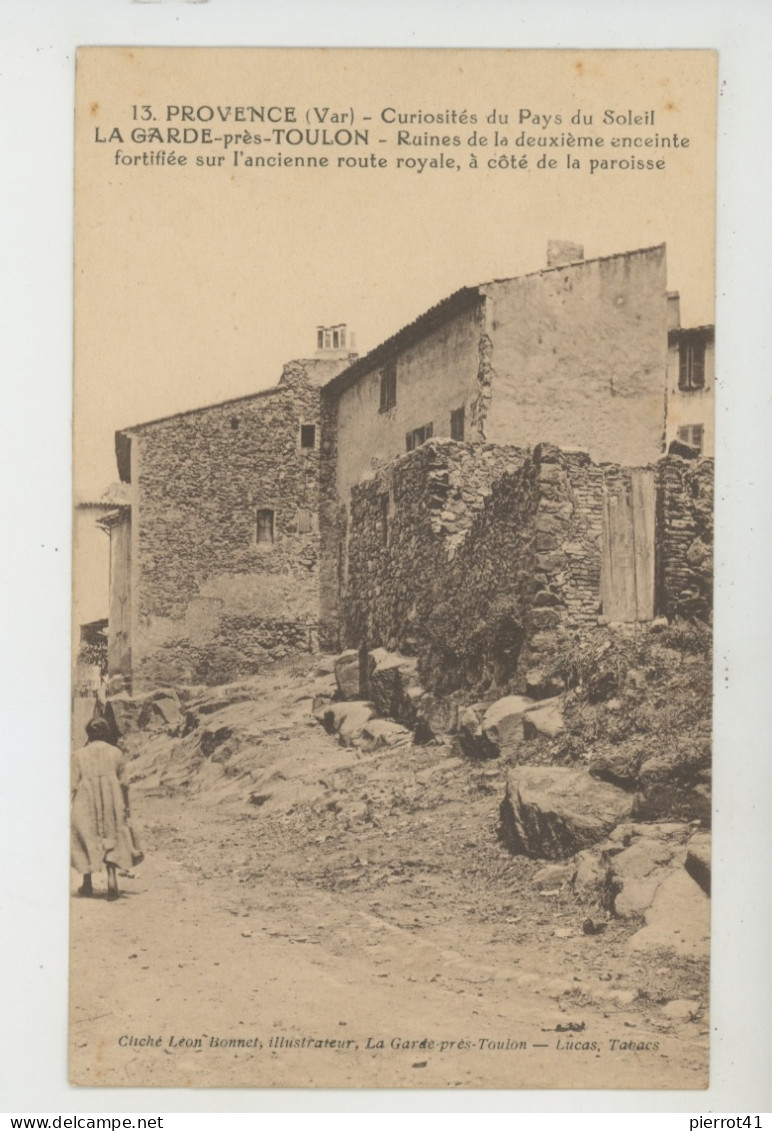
[69,661,708,1090]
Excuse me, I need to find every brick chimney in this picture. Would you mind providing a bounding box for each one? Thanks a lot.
[547,240,584,268]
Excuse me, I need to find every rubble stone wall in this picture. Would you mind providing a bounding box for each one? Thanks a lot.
[339,440,712,697]
[483,246,669,466]
[657,456,714,621]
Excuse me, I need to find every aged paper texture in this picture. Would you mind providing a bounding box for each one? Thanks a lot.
[71,47,716,1089]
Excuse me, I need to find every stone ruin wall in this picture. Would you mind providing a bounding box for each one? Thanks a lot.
[339,440,714,699]
[657,456,714,622]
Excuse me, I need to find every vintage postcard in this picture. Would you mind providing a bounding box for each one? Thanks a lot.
[71,47,716,1089]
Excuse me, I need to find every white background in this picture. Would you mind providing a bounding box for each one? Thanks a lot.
[1,0,770,1118]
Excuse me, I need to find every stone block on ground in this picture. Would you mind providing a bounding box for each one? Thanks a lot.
[322,700,376,746]
[138,692,183,735]
[104,692,150,737]
[482,695,535,756]
[522,698,564,740]
[499,766,633,860]
[414,693,459,741]
[367,649,422,728]
[634,756,712,821]
[662,999,700,1022]
[587,747,643,789]
[334,650,361,700]
[359,718,413,752]
[455,703,497,759]
[627,869,710,958]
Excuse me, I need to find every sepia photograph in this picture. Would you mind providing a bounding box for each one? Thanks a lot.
[68,47,718,1092]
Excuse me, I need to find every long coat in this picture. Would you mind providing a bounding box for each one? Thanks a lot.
[70,740,135,873]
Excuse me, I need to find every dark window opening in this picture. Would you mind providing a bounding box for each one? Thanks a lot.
[300,424,316,449]
[380,493,390,546]
[256,508,275,544]
[450,406,465,441]
[317,328,324,350]
[677,424,704,454]
[406,422,434,452]
[379,362,397,412]
[679,339,706,390]
[230,416,240,430]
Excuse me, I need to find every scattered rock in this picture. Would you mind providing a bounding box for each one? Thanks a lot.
[522,698,564,739]
[627,869,710,957]
[138,693,183,736]
[367,650,423,728]
[482,695,535,756]
[587,747,642,789]
[455,703,497,760]
[104,692,148,737]
[525,668,564,700]
[635,757,711,821]
[323,701,377,746]
[532,863,573,890]
[359,718,412,752]
[685,832,711,895]
[499,766,634,860]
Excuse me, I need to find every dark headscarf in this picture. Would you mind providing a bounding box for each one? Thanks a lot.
[85,717,112,744]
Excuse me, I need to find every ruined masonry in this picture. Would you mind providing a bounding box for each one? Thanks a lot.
[96,243,713,694]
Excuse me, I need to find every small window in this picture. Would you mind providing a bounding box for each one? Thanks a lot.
[677,425,704,454]
[317,328,324,350]
[406,422,433,452]
[679,338,706,391]
[380,493,390,546]
[450,406,465,441]
[300,424,316,449]
[379,362,397,412]
[297,508,314,534]
[256,508,274,544]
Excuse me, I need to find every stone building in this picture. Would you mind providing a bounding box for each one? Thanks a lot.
[664,291,715,456]
[96,242,713,699]
[105,336,354,692]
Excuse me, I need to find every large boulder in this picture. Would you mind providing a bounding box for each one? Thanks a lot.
[138,690,183,736]
[482,695,535,756]
[367,649,423,728]
[455,703,497,759]
[627,869,710,958]
[525,668,565,701]
[334,650,361,700]
[499,767,634,860]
